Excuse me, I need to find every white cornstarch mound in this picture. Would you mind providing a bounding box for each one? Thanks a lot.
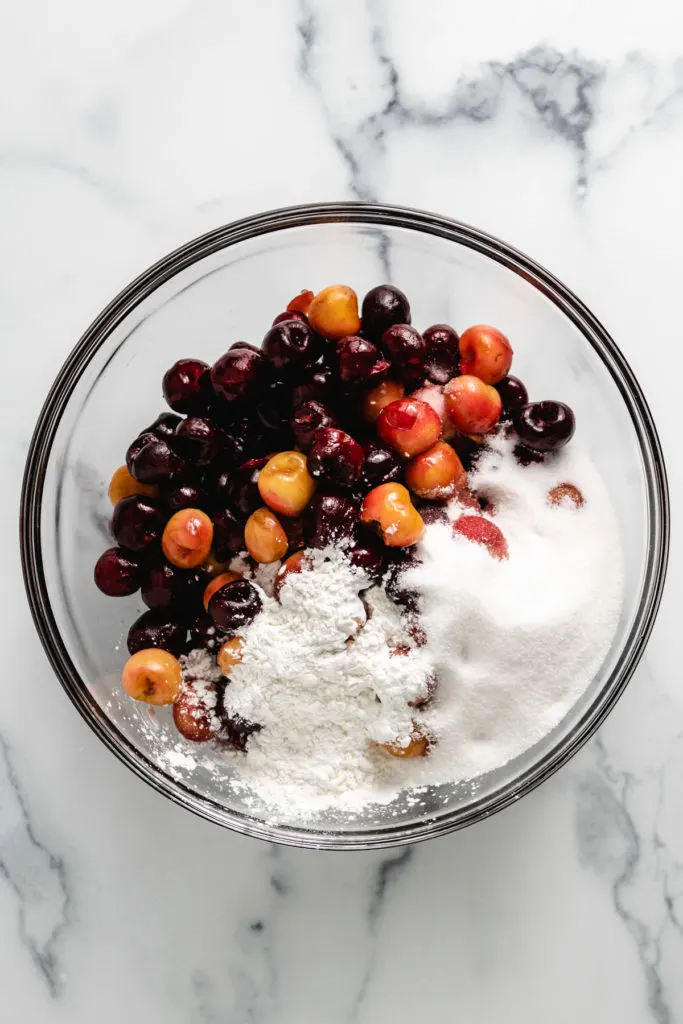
[222,548,433,809]
[178,435,624,815]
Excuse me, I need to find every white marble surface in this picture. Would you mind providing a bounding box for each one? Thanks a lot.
[2,0,683,1020]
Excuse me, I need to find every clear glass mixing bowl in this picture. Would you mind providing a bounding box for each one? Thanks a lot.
[20,203,669,849]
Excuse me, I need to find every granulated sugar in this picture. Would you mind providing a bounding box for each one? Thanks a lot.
[176,436,623,816]
[400,435,624,788]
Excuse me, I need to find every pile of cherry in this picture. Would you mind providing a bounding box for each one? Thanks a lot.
[94,283,576,747]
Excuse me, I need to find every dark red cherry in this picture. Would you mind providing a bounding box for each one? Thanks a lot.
[302,493,357,548]
[308,428,364,489]
[384,555,422,613]
[290,400,338,453]
[337,336,390,388]
[345,539,386,580]
[227,471,262,518]
[221,714,262,752]
[381,324,426,384]
[125,431,157,474]
[127,609,187,657]
[262,320,319,371]
[417,501,450,526]
[495,375,529,420]
[256,378,292,432]
[130,438,185,484]
[361,441,402,489]
[211,507,245,561]
[515,401,575,452]
[141,559,199,610]
[188,613,225,652]
[162,359,211,415]
[147,412,182,438]
[165,482,207,513]
[229,341,262,354]
[94,547,140,596]
[291,363,336,407]
[208,579,262,631]
[272,310,308,326]
[210,348,266,404]
[111,495,165,553]
[423,324,460,385]
[174,417,223,466]
[361,285,411,342]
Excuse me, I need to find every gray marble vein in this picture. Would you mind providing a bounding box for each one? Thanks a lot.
[3,1,683,1020]
[297,2,607,200]
[350,848,414,1021]
[576,727,683,1024]
[0,735,71,996]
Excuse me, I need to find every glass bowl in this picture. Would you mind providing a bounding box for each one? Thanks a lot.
[20,203,669,850]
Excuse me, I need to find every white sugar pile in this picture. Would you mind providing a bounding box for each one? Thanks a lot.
[400,435,624,789]
[176,435,624,816]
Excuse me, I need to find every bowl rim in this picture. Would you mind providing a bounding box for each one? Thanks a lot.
[20,201,670,850]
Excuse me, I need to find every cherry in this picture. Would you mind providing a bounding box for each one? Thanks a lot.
[219,425,250,464]
[495,375,528,420]
[222,714,262,752]
[385,553,422,613]
[141,559,198,610]
[377,398,442,459]
[127,609,187,657]
[286,289,315,314]
[206,469,232,507]
[515,401,575,453]
[423,324,460,385]
[308,428,364,488]
[272,309,308,326]
[381,324,426,384]
[188,613,224,652]
[125,431,157,474]
[450,432,487,472]
[94,547,140,596]
[174,417,223,467]
[111,495,165,554]
[166,482,207,513]
[281,515,304,552]
[163,359,211,415]
[256,377,292,432]
[211,347,266,403]
[360,483,424,547]
[291,363,336,407]
[417,501,450,526]
[262,320,319,370]
[131,438,186,484]
[290,400,338,453]
[345,539,386,580]
[444,375,502,435]
[513,443,545,466]
[361,441,402,490]
[337,336,390,387]
[302,493,357,548]
[208,579,262,631]
[147,412,182,438]
[227,469,262,518]
[229,341,262,354]
[247,422,295,460]
[173,687,216,742]
[211,506,245,561]
[361,285,411,342]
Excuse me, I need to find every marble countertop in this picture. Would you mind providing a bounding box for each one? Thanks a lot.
[3,1,682,1020]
